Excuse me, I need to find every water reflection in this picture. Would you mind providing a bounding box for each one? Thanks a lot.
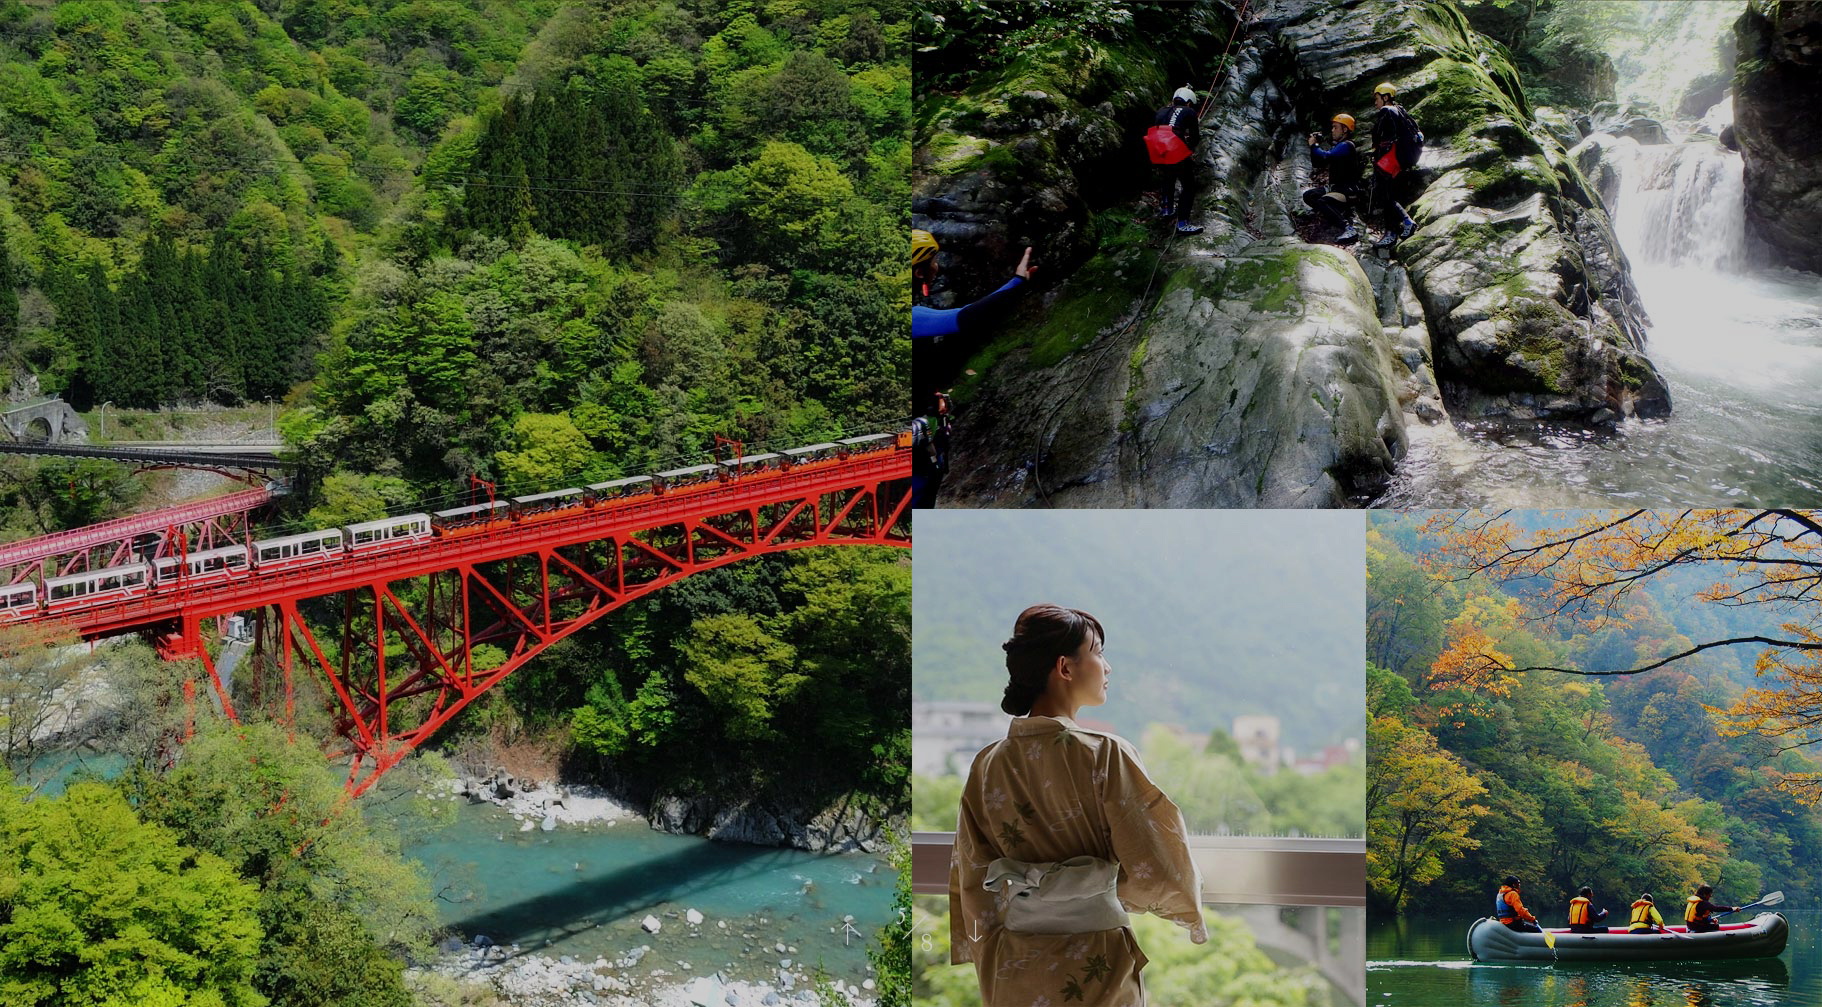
[1369,915,1809,1007]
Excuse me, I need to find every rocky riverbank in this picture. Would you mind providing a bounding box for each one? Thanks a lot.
[409,936,879,1007]
[443,772,640,830]
[446,770,901,855]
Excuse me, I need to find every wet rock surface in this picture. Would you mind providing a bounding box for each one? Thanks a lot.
[920,0,1673,506]
[649,793,898,854]
[1733,1,1822,273]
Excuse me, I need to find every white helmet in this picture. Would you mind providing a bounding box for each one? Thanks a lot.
[1173,85,1197,103]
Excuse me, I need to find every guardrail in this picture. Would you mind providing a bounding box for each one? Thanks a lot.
[911,831,1365,908]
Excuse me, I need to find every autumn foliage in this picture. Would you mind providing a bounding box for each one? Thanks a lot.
[1426,509,1822,801]
[1367,514,1822,915]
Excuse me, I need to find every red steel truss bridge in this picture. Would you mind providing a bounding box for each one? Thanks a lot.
[0,485,277,586]
[19,446,910,795]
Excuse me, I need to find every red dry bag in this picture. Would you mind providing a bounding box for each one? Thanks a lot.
[1146,125,1192,165]
[1376,147,1401,176]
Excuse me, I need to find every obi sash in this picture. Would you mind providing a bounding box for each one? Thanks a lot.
[983,856,1128,935]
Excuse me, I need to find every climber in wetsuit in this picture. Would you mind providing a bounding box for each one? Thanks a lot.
[1369,82,1420,249]
[1303,113,1363,244]
[1148,85,1205,235]
[910,229,1036,508]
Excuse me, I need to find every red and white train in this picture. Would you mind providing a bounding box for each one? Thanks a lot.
[0,433,902,620]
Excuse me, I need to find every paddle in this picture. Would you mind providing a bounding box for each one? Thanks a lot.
[1714,891,1784,920]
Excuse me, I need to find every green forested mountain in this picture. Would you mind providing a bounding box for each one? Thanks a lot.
[0,0,909,491]
[913,510,1365,752]
[1367,515,1822,917]
[0,0,559,402]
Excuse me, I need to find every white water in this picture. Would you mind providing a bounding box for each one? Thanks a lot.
[1384,106,1822,507]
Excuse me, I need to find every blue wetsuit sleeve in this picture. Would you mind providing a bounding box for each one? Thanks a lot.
[954,276,1025,333]
[912,304,960,340]
[1311,139,1355,163]
[913,276,1025,340]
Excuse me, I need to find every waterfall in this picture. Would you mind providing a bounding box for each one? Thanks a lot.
[1610,135,1746,272]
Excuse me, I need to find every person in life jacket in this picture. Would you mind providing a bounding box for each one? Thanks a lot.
[1368,82,1420,250]
[1147,85,1205,235]
[1567,886,1609,933]
[910,229,1036,508]
[1628,892,1667,933]
[1302,112,1363,244]
[1494,875,1542,932]
[1684,885,1737,933]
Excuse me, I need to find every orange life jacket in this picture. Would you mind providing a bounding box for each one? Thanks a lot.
[1629,899,1660,931]
[1569,897,1592,925]
[1686,896,1710,924]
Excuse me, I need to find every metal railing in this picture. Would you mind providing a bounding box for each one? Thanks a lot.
[912,831,1364,908]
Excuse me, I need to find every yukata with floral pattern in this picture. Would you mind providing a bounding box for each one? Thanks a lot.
[949,715,1206,1007]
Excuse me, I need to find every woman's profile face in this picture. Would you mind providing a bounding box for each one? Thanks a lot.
[1064,632,1110,708]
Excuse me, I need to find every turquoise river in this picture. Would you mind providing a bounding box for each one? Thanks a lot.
[398,797,895,988]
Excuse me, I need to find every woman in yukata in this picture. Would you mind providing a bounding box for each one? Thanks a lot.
[949,604,1206,1007]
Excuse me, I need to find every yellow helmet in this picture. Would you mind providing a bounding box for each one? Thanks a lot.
[1374,82,1398,97]
[1331,113,1355,130]
[912,228,940,266]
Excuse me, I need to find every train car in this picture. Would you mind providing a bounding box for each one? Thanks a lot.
[652,463,720,495]
[780,443,839,470]
[152,544,251,584]
[718,452,783,481]
[44,563,151,610]
[251,528,345,569]
[344,513,432,550]
[836,433,894,457]
[510,487,586,521]
[431,500,512,534]
[584,475,654,505]
[0,581,37,617]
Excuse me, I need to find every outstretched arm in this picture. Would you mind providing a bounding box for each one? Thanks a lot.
[948,247,1037,335]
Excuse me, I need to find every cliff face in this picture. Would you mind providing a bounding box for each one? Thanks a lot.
[915,0,1670,508]
[1734,2,1822,274]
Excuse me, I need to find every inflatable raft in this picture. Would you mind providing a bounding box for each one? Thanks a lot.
[1467,912,1789,962]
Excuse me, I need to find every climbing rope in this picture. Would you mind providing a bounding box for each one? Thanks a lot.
[1198,0,1254,121]
[1029,0,1254,505]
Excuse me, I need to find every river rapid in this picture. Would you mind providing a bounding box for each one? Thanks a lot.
[1382,104,1822,508]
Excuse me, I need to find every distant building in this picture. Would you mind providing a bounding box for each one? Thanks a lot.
[1232,714,1282,772]
[912,701,1010,778]
[1292,738,1361,775]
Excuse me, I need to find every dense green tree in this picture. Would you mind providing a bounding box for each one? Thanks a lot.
[564,548,909,807]
[123,724,439,1007]
[494,412,594,489]
[0,778,266,1007]
[0,238,17,346]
